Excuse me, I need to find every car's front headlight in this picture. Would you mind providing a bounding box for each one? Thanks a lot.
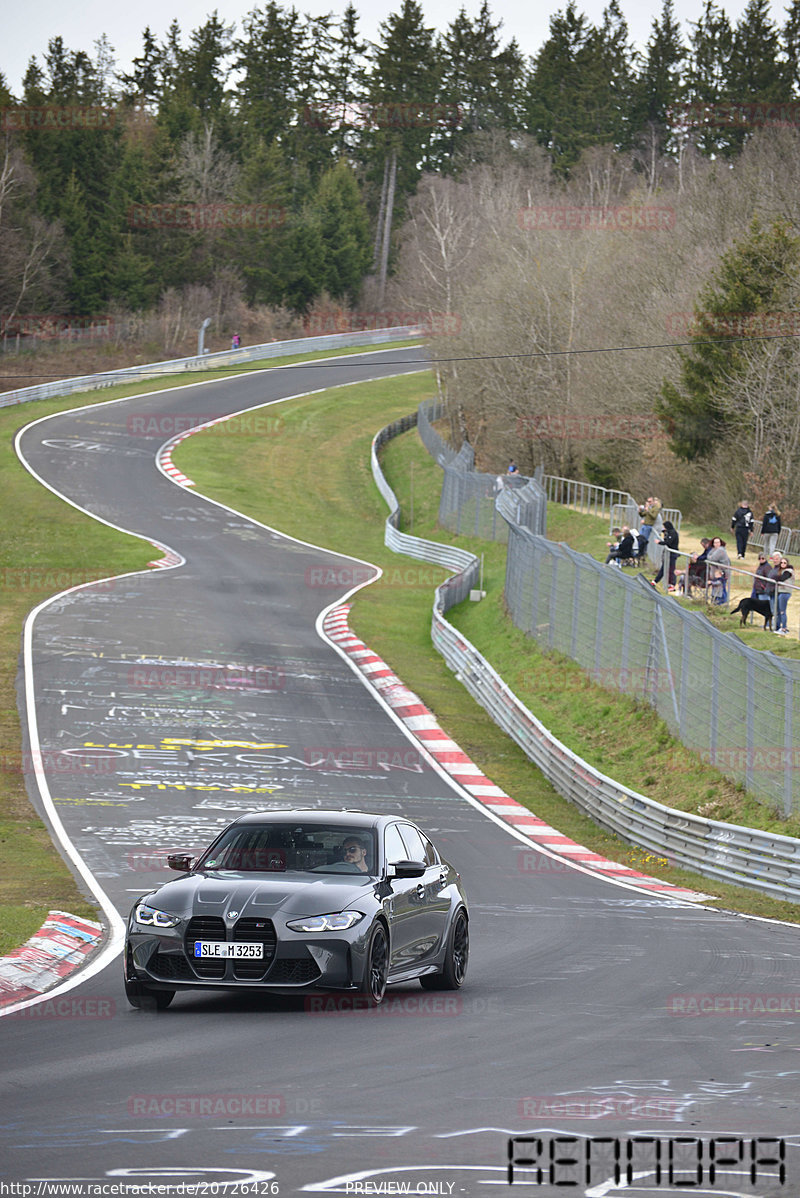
[134,904,181,929]
[286,912,364,932]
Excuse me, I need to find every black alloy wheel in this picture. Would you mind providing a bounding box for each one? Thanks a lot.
[359,924,389,1006]
[420,909,468,990]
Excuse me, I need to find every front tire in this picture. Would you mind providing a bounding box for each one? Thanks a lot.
[420,909,468,991]
[358,924,388,1007]
[124,949,175,1010]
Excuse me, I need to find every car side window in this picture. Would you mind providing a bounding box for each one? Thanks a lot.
[418,833,438,866]
[398,824,430,864]
[384,824,408,865]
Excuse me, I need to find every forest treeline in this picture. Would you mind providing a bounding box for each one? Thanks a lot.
[4,0,800,516]
[3,0,800,321]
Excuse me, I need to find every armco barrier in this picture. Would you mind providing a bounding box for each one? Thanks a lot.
[373,408,800,903]
[0,326,419,408]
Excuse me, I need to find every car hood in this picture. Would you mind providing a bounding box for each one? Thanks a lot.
[140,872,376,919]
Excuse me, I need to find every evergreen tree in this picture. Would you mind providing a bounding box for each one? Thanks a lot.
[658,218,800,459]
[726,0,791,148]
[235,3,306,148]
[436,2,525,165]
[324,5,369,157]
[313,160,371,303]
[363,0,440,294]
[525,1,636,174]
[683,0,735,155]
[784,0,800,95]
[60,170,107,312]
[118,28,165,107]
[632,0,685,154]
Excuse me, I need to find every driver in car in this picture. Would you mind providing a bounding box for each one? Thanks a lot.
[342,836,369,873]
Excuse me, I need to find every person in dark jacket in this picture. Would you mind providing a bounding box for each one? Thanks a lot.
[731,500,754,558]
[761,505,781,558]
[652,520,679,587]
[605,525,635,565]
[751,553,772,597]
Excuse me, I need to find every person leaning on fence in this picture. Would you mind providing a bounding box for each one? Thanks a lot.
[730,499,754,558]
[761,504,781,558]
[773,557,795,635]
[652,520,679,588]
[751,553,772,598]
[765,551,783,613]
[705,536,731,604]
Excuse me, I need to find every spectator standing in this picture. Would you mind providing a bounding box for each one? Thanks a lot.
[653,520,679,588]
[231,333,241,349]
[730,500,754,558]
[751,553,772,597]
[706,536,731,603]
[761,504,781,558]
[638,496,662,548]
[774,558,795,635]
[765,551,783,616]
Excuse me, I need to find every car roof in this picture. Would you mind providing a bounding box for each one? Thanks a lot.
[231,810,393,830]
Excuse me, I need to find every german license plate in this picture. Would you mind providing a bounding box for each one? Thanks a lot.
[193,941,263,959]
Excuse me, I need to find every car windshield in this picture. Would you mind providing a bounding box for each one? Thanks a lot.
[197,823,378,876]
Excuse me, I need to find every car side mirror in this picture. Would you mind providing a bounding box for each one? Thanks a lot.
[389,859,426,879]
[167,853,193,872]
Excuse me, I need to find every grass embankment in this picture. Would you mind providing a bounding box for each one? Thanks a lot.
[0,340,420,954]
[175,377,800,924]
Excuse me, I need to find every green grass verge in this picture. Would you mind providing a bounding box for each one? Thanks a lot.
[175,376,800,924]
[0,339,421,955]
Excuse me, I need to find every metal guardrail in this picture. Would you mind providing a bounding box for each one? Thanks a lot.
[371,405,800,903]
[543,475,683,536]
[0,326,420,408]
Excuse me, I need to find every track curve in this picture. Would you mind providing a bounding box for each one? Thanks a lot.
[2,347,800,1196]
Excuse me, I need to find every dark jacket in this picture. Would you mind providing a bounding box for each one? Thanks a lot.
[762,509,781,534]
[731,506,754,532]
[658,522,679,552]
[616,532,635,558]
[753,561,772,594]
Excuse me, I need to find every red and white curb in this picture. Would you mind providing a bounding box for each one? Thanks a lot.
[147,543,183,569]
[157,433,195,488]
[0,911,103,1009]
[324,604,709,903]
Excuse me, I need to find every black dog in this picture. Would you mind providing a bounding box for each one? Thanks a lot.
[730,595,773,629]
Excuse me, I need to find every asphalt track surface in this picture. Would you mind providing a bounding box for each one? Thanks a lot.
[3,346,800,1197]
